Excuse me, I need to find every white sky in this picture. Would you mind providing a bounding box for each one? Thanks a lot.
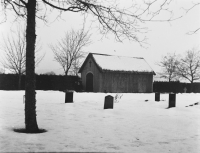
[0,0,200,75]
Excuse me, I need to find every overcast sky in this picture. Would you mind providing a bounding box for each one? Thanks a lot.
[0,0,200,75]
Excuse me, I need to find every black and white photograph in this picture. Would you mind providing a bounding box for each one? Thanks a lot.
[0,0,200,152]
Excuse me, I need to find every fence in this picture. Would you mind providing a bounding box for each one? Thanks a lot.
[1,74,200,93]
[0,74,82,91]
[153,81,200,93]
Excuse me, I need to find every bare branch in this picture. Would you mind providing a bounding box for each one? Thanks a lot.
[181,2,200,35]
[182,2,200,14]
[187,28,200,35]
[13,1,26,8]
[42,0,85,12]
[50,27,91,75]
[2,0,187,45]
[176,48,200,83]
[3,0,27,17]
[19,0,27,6]
[0,25,44,74]
[156,52,179,82]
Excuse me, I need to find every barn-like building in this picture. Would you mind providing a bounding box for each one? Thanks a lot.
[78,53,156,93]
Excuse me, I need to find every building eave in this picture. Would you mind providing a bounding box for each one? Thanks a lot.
[102,69,156,75]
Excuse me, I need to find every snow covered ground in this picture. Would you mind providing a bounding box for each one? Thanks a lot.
[0,91,200,152]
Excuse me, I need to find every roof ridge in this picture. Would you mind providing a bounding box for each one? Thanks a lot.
[91,52,143,59]
[90,53,111,56]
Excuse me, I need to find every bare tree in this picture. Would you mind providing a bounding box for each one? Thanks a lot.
[0,27,44,90]
[50,28,91,76]
[1,0,183,133]
[50,28,90,89]
[70,51,86,76]
[157,53,179,82]
[176,48,200,84]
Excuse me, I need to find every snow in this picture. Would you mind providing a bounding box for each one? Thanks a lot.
[93,54,155,73]
[0,91,200,152]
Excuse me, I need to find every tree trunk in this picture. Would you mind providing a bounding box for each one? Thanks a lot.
[25,0,39,133]
[65,73,68,90]
[18,73,21,90]
[65,71,69,90]
[190,82,194,93]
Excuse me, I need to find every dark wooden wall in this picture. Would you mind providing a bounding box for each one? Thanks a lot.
[100,72,153,93]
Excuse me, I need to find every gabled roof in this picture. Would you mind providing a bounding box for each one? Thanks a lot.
[79,53,156,75]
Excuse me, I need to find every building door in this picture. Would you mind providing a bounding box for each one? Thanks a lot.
[86,73,93,92]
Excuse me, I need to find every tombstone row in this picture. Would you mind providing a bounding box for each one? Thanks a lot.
[65,91,176,109]
[155,92,176,108]
[65,91,114,109]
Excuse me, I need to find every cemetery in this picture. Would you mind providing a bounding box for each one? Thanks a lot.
[0,90,200,152]
[0,1,199,152]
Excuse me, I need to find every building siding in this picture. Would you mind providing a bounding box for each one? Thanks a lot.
[100,72,153,93]
[79,53,154,93]
[81,56,102,92]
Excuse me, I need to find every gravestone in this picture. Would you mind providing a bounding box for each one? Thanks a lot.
[168,93,176,108]
[104,95,114,109]
[65,91,73,103]
[155,92,160,101]
[184,87,187,93]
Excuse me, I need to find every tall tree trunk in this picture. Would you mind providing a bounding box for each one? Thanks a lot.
[25,0,39,132]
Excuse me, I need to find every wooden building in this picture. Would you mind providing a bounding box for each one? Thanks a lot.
[78,53,156,93]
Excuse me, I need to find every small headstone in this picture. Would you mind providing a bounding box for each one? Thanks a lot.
[184,87,187,93]
[65,91,73,103]
[104,95,114,109]
[168,93,176,108]
[155,92,160,102]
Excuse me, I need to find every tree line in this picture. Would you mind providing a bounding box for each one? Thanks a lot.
[157,47,200,83]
